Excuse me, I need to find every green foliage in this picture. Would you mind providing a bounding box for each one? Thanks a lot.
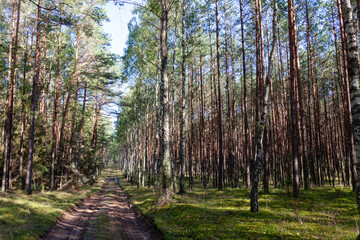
[0,0,121,192]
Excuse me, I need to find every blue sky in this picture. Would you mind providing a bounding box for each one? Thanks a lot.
[103,2,134,56]
[102,2,134,127]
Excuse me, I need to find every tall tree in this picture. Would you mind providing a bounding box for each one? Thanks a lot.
[215,0,224,191]
[239,0,250,188]
[50,6,62,191]
[2,0,20,192]
[179,0,186,194]
[251,0,278,213]
[25,0,42,195]
[158,0,172,202]
[288,0,301,198]
[341,0,360,218]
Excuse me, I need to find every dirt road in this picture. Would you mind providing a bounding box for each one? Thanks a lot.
[41,177,160,240]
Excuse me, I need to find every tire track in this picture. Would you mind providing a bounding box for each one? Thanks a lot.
[41,177,159,240]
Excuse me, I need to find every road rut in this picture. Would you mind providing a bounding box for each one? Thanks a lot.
[41,177,159,240]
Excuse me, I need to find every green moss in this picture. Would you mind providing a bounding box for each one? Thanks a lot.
[119,177,359,240]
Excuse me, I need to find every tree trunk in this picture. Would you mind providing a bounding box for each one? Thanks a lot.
[50,9,62,191]
[77,71,88,168]
[337,0,351,187]
[57,27,80,180]
[250,0,278,212]
[215,0,224,191]
[305,0,314,189]
[179,0,186,194]
[2,0,20,192]
[19,7,32,188]
[341,0,360,220]
[288,0,301,198]
[239,0,250,188]
[223,1,233,188]
[91,93,106,148]
[158,0,172,202]
[25,0,42,195]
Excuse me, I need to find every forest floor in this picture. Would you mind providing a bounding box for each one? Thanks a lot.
[0,178,103,240]
[0,167,160,240]
[1,167,359,240]
[119,177,360,240]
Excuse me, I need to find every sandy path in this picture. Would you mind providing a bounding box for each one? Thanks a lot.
[41,177,160,240]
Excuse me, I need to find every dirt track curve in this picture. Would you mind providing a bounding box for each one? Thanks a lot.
[41,177,160,240]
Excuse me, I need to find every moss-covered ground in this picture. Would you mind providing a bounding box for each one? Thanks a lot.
[119,176,360,240]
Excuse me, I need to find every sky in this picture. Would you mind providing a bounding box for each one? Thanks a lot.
[103,2,134,56]
[102,2,134,127]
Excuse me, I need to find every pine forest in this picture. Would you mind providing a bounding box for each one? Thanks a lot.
[1,0,360,239]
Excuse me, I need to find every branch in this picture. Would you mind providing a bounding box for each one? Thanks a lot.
[143,56,161,71]
[184,39,201,59]
[140,15,160,31]
[27,0,57,11]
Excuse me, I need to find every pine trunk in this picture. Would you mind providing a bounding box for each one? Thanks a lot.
[288,0,301,198]
[25,0,42,195]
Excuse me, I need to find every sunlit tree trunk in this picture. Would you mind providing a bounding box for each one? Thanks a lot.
[341,0,360,219]
[338,0,357,191]
[158,0,172,202]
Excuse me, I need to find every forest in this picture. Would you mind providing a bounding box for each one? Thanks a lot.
[117,0,360,212]
[0,0,120,194]
[2,0,360,239]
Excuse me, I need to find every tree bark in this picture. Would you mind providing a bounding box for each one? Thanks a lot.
[91,92,106,148]
[341,0,360,219]
[158,0,172,202]
[50,8,62,191]
[215,0,224,191]
[2,0,20,192]
[239,0,250,188]
[250,0,278,212]
[179,0,186,194]
[77,69,88,169]
[288,0,300,198]
[25,0,42,195]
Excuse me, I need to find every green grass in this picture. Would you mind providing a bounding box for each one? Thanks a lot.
[0,167,116,240]
[84,183,125,240]
[119,177,360,240]
[84,214,114,240]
